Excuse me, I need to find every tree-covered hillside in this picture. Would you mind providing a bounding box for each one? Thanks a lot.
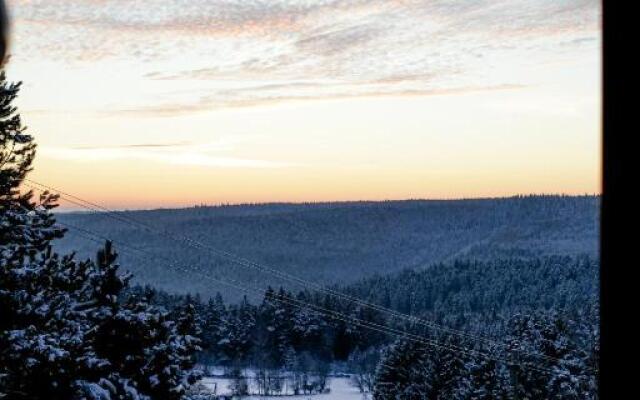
[141,255,599,399]
[147,255,598,365]
[341,255,598,327]
[56,195,599,299]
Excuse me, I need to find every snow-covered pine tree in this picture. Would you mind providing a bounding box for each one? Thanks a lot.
[200,293,226,362]
[373,339,431,400]
[0,72,64,265]
[254,287,293,369]
[430,337,470,400]
[216,295,255,368]
[373,336,470,400]
[465,355,512,400]
[506,310,597,400]
[291,290,326,356]
[0,73,201,399]
[236,296,256,359]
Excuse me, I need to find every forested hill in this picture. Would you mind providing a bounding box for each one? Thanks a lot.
[340,255,599,326]
[55,195,599,300]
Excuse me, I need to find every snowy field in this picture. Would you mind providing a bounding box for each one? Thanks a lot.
[197,376,366,399]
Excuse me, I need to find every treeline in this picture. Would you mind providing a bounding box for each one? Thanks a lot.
[136,255,599,398]
[129,286,387,396]
[142,256,599,360]
[130,286,388,367]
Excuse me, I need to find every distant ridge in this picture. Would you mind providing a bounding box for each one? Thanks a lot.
[55,195,599,300]
[57,193,600,214]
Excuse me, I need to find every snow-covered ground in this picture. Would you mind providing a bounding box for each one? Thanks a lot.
[199,376,367,399]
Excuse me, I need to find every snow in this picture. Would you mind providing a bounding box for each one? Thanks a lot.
[77,381,112,400]
[199,376,367,399]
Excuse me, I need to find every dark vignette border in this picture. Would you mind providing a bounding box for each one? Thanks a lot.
[601,1,631,397]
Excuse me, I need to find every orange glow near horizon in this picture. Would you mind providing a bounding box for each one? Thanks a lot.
[7,1,601,210]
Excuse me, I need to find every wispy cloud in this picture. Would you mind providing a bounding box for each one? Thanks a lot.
[40,141,294,168]
[71,141,192,150]
[8,0,600,113]
[108,83,526,117]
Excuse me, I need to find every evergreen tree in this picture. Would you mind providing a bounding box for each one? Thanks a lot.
[0,73,64,259]
[465,356,511,400]
[0,73,201,399]
[506,311,597,400]
[373,336,469,400]
[253,287,293,369]
[217,296,254,367]
[291,291,330,360]
[373,339,432,400]
[200,293,226,362]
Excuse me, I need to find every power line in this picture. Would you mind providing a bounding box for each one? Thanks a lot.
[27,180,592,374]
[46,227,408,388]
[23,179,521,347]
[57,222,450,375]
[26,179,591,372]
[55,219,577,378]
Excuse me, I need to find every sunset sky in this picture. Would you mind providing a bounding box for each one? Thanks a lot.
[6,0,601,210]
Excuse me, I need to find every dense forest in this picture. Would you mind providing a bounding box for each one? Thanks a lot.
[342,255,598,326]
[56,195,599,300]
[142,255,599,398]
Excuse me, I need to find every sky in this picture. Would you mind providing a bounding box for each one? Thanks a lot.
[6,0,601,209]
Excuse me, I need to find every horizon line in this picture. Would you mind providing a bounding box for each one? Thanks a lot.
[56,192,602,214]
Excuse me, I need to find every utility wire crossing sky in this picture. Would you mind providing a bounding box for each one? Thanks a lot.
[6,0,601,209]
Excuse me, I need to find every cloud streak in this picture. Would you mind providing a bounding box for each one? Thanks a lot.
[40,145,294,169]
[71,142,192,150]
[108,83,526,117]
